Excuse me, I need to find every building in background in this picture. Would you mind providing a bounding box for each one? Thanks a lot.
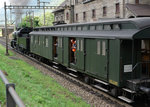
[53,0,150,24]
[53,0,74,25]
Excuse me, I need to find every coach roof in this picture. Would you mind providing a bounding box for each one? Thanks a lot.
[31,18,150,39]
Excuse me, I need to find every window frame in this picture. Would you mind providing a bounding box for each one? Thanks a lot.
[83,12,86,20]
[115,3,120,14]
[97,41,101,55]
[66,12,69,20]
[102,41,106,56]
[45,37,48,47]
[92,9,96,18]
[103,6,107,16]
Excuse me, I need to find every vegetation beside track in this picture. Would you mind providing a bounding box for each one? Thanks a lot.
[0,45,89,107]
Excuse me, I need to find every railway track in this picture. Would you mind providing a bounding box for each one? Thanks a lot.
[0,37,133,107]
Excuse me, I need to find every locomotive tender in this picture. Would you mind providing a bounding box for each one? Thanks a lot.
[11,18,150,103]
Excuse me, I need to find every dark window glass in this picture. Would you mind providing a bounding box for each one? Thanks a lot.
[75,0,78,4]
[76,13,78,21]
[116,3,120,14]
[103,6,107,16]
[135,0,139,4]
[83,12,86,20]
[66,12,69,20]
[92,9,96,18]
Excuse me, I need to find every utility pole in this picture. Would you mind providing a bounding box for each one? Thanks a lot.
[26,11,34,27]
[123,0,125,18]
[10,4,12,24]
[4,2,9,56]
[37,0,50,26]
[4,3,63,56]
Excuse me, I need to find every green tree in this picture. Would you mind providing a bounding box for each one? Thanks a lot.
[39,11,54,26]
[18,16,40,28]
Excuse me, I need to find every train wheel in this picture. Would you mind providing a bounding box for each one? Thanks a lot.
[84,76,90,85]
[110,87,118,97]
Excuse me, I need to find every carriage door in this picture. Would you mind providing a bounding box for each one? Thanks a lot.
[85,39,108,80]
[57,37,63,63]
[76,38,85,70]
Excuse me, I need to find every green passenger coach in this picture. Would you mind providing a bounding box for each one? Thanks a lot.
[29,18,150,103]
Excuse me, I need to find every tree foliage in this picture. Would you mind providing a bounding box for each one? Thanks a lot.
[18,16,40,28]
[18,11,54,28]
[38,11,54,26]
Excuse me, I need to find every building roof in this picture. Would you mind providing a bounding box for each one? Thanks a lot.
[126,4,150,17]
[52,0,69,13]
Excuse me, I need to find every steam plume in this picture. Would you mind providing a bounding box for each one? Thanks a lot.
[9,0,30,26]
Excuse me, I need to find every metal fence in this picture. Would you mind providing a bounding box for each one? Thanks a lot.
[0,70,25,107]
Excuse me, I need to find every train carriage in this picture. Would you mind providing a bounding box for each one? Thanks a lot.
[19,18,150,103]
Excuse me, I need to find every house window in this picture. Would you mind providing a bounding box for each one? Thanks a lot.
[135,0,139,4]
[75,0,78,5]
[92,9,96,18]
[66,12,69,20]
[97,41,101,55]
[83,12,86,20]
[76,13,78,21]
[116,3,120,14]
[61,16,63,21]
[103,6,107,16]
[56,16,58,21]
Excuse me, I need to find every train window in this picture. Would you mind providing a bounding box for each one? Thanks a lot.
[31,36,33,43]
[68,27,72,31]
[77,26,82,31]
[102,41,106,56]
[97,41,101,55]
[60,38,62,47]
[113,24,120,30]
[96,25,103,30]
[82,26,88,31]
[90,25,95,30]
[77,40,80,51]
[58,38,62,48]
[64,27,68,31]
[61,28,64,31]
[45,37,48,47]
[57,28,61,31]
[38,36,40,45]
[104,25,111,30]
[121,23,136,29]
[80,39,83,51]
[73,26,76,31]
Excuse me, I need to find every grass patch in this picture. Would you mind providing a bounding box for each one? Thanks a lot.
[0,45,90,107]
